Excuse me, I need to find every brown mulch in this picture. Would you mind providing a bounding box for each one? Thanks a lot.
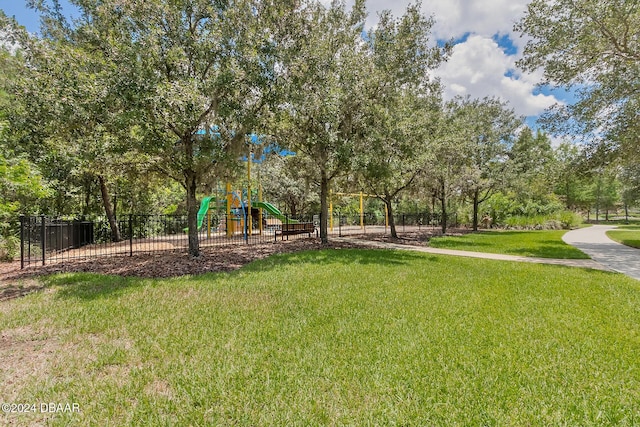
[351,228,473,246]
[0,238,371,302]
[0,230,476,302]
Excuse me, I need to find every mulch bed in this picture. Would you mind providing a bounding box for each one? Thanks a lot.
[350,228,473,246]
[0,229,475,302]
[0,238,370,302]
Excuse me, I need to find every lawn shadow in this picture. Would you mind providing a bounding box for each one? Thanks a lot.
[429,239,492,249]
[46,273,143,301]
[241,248,438,273]
[530,240,590,259]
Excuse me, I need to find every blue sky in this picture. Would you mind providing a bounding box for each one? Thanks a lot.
[1,1,65,33]
[1,0,571,133]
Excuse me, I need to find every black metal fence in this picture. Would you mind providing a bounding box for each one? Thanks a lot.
[326,212,458,236]
[19,211,457,268]
[19,213,319,268]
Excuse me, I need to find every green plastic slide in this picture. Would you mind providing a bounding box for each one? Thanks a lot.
[251,201,299,224]
[195,197,297,231]
[197,196,214,229]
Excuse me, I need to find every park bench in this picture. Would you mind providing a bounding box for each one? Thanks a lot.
[275,222,317,241]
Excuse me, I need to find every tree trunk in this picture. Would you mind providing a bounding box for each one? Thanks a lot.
[472,189,480,231]
[185,170,200,257]
[386,196,397,238]
[98,175,121,242]
[113,188,118,218]
[319,169,329,244]
[440,179,447,234]
[83,177,92,216]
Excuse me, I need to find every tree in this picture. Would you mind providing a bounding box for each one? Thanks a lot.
[448,97,520,231]
[0,47,50,260]
[590,168,620,221]
[507,127,560,214]
[554,142,588,210]
[620,164,640,221]
[428,103,468,234]
[7,0,296,257]
[260,154,318,217]
[359,91,439,238]
[279,0,369,243]
[516,0,640,163]
[2,7,142,240]
[356,4,446,238]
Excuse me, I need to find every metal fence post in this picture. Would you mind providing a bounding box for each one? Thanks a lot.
[338,213,342,237]
[285,214,289,241]
[363,212,366,234]
[245,210,249,244]
[40,215,46,266]
[129,214,133,257]
[19,215,24,269]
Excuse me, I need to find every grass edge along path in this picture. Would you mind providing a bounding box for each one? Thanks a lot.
[428,229,590,259]
[607,226,640,249]
[2,248,639,426]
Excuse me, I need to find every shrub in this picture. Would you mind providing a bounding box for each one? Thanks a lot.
[558,210,583,229]
[0,235,19,262]
[503,211,582,230]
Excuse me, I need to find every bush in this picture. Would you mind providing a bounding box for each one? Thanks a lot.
[0,235,19,262]
[558,210,583,229]
[503,211,582,230]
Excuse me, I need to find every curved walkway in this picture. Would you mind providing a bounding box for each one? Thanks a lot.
[335,237,609,270]
[563,225,640,281]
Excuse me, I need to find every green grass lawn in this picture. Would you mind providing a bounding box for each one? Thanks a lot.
[429,229,590,259]
[2,249,639,425]
[607,225,640,249]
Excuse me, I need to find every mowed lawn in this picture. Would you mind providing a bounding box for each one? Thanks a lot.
[607,225,640,249]
[2,249,639,426]
[429,229,590,259]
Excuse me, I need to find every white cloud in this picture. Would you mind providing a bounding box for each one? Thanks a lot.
[318,0,555,119]
[352,0,529,41]
[435,35,557,115]
[422,0,529,40]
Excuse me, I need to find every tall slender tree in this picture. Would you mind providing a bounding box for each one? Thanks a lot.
[453,97,520,231]
[356,3,447,238]
[279,0,369,243]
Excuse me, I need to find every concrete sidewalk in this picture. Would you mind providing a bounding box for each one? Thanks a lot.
[563,225,640,280]
[335,237,610,271]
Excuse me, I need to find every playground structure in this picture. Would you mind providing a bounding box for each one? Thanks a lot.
[196,185,300,239]
[183,128,315,240]
[196,151,315,241]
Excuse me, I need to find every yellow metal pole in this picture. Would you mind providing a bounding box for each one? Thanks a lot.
[360,192,364,229]
[247,152,252,236]
[329,190,333,231]
[226,182,232,237]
